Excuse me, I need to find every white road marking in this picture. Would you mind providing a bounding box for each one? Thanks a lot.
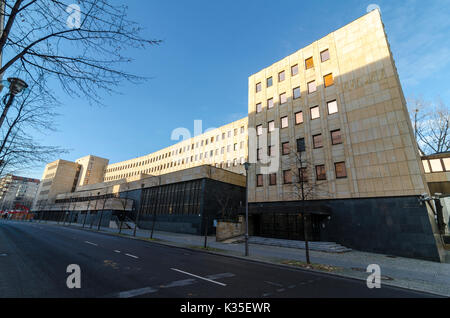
[84,241,98,246]
[114,250,121,253]
[125,253,139,259]
[171,268,227,287]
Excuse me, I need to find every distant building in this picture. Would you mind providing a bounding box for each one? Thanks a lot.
[0,175,40,211]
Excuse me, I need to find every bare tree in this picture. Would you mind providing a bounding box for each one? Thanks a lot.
[0,0,160,108]
[0,79,66,176]
[408,96,450,155]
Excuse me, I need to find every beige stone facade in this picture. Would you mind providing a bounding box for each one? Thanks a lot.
[75,155,109,188]
[103,117,248,182]
[247,10,428,203]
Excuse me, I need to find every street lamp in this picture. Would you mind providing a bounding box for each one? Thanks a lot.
[0,78,28,129]
[244,162,251,257]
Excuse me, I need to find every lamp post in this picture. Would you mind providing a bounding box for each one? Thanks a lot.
[0,78,28,129]
[244,162,250,257]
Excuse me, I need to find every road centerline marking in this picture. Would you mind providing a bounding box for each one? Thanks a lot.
[85,241,98,246]
[171,268,227,287]
[125,253,139,259]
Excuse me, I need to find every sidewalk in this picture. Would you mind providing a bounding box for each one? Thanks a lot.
[28,219,450,296]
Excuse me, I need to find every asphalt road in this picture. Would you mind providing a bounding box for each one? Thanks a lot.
[0,220,438,298]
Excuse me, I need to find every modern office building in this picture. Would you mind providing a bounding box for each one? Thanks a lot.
[34,10,446,261]
[246,9,444,261]
[0,175,40,211]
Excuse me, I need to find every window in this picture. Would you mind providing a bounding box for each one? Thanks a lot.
[256,82,262,92]
[234,143,238,151]
[267,98,274,109]
[316,165,326,181]
[313,134,323,149]
[267,77,273,87]
[430,159,444,172]
[291,64,298,76]
[310,106,320,120]
[422,160,431,173]
[308,81,317,94]
[327,100,338,114]
[283,170,292,184]
[278,70,285,82]
[280,92,287,105]
[335,162,347,178]
[295,111,304,125]
[299,168,308,183]
[268,120,275,132]
[268,145,274,156]
[320,49,330,62]
[293,86,301,99]
[297,138,306,152]
[257,148,262,161]
[282,142,290,155]
[331,129,343,145]
[324,73,334,87]
[269,173,277,186]
[256,125,263,136]
[305,57,314,69]
[443,158,450,171]
[281,116,289,128]
[240,141,244,149]
[257,174,264,187]
[234,129,238,136]
[241,126,245,134]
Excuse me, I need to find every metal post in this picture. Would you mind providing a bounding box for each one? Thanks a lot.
[244,162,250,257]
[150,177,161,239]
[303,213,311,265]
[83,195,92,229]
[98,195,107,231]
[133,184,145,237]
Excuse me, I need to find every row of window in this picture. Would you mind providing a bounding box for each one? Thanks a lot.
[256,100,339,136]
[255,76,335,114]
[256,161,347,187]
[255,49,331,93]
[104,156,248,182]
[256,130,343,161]
[422,157,450,173]
[106,126,247,174]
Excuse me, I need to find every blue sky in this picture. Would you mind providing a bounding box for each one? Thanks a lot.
[24,0,450,178]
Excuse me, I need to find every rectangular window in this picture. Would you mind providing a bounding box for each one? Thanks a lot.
[257,148,262,161]
[267,98,274,109]
[256,82,262,92]
[308,81,317,94]
[313,134,323,149]
[305,57,314,69]
[321,49,330,62]
[280,92,287,105]
[257,174,264,187]
[234,143,238,151]
[282,142,290,155]
[331,129,343,145]
[268,145,274,156]
[267,77,273,87]
[278,70,285,82]
[430,159,444,172]
[316,165,326,181]
[335,162,347,178]
[299,168,308,183]
[327,100,338,114]
[283,170,292,184]
[297,138,306,152]
[324,73,334,87]
[268,120,275,132]
[291,64,298,76]
[293,86,301,99]
[256,125,263,136]
[269,173,277,186]
[281,116,289,129]
[310,106,320,120]
[295,111,304,125]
